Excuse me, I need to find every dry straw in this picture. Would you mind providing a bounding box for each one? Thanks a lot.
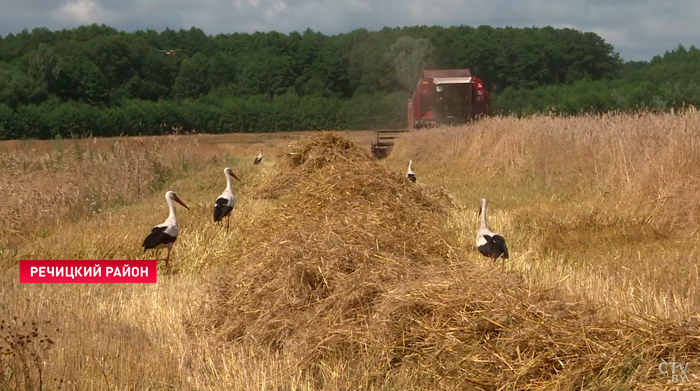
[194,131,700,389]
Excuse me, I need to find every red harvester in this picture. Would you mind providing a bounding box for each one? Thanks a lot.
[371,68,490,159]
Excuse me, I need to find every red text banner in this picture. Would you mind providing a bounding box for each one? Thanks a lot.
[19,260,157,283]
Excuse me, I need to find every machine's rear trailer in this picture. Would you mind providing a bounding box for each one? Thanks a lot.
[408,69,490,130]
[371,69,490,159]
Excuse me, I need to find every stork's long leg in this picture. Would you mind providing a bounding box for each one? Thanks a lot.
[165,246,171,269]
[226,214,230,233]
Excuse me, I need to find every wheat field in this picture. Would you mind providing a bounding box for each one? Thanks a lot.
[1,113,699,390]
[387,109,700,322]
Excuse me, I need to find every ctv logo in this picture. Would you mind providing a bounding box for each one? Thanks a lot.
[19,260,157,283]
[658,361,690,384]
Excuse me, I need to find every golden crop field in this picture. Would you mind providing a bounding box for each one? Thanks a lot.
[1,112,699,390]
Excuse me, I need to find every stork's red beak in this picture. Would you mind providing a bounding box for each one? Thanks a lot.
[174,195,190,210]
[231,172,241,182]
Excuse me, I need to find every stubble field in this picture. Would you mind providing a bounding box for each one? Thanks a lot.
[1,112,699,390]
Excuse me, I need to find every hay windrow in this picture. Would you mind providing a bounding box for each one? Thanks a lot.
[198,131,700,389]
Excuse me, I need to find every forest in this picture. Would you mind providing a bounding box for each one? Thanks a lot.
[0,24,698,139]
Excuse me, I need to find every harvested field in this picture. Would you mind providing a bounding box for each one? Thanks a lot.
[193,132,700,389]
[1,115,700,390]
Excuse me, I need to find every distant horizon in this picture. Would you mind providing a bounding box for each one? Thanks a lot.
[0,22,696,63]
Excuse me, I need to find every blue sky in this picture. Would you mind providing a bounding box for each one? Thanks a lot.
[1,0,698,61]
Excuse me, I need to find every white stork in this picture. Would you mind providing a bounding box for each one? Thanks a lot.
[213,167,241,231]
[406,160,416,183]
[253,148,263,165]
[142,191,190,268]
[475,198,509,266]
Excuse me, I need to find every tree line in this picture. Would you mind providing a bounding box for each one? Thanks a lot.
[493,44,700,115]
[0,23,694,139]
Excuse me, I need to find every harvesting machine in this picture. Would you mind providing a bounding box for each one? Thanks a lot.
[371,69,490,159]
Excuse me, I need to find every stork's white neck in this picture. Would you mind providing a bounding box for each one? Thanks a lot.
[408,161,413,173]
[166,196,177,223]
[479,201,487,229]
[225,172,233,191]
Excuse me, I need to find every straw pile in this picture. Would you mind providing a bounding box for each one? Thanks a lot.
[199,132,700,389]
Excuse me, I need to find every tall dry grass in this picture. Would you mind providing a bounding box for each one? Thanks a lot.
[387,108,700,321]
[0,135,238,250]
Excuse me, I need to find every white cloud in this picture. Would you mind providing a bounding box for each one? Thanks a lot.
[0,0,698,60]
[58,0,99,23]
[346,0,372,14]
[593,27,638,49]
[52,0,136,26]
[263,1,286,20]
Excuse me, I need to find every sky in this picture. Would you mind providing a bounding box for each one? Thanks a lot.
[0,0,698,61]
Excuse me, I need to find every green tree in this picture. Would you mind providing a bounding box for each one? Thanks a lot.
[1,23,691,140]
[173,53,210,99]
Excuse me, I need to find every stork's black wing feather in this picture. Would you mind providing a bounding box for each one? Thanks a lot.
[491,235,509,259]
[142,226,176,250]
[478,234,509,259]
[213,197,233,222]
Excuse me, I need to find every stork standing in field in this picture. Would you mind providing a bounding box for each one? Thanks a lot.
[213,167,241,231]
[254,148,263,165]
[406,160,416,183]
[142,191,190,268]
[475,198,509,267]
